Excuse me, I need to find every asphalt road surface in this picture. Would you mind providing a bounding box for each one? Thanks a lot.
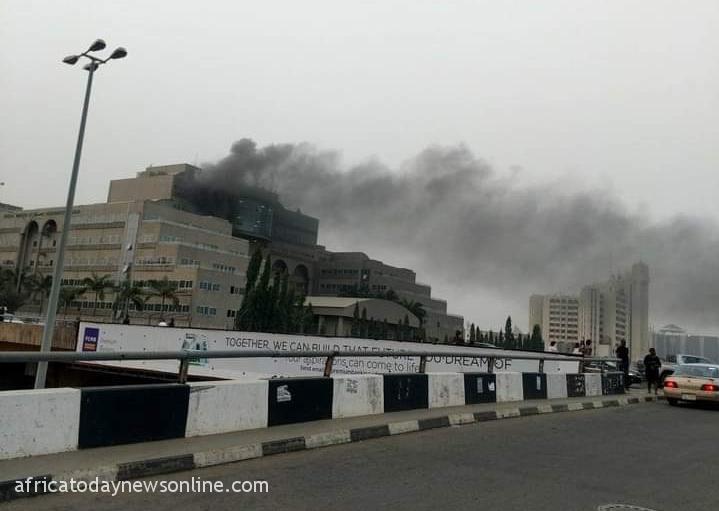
[5,401,717,511]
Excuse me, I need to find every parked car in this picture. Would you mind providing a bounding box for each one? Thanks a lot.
[0,313,25,324]
[582,360,641,386]
[663,364,719,406]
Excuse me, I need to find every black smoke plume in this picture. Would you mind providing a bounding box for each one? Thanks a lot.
[190,138,719,332]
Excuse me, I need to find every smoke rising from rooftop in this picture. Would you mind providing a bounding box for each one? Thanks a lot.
[199,138,719,332]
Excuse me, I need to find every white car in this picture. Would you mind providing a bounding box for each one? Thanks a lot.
[0,313,25,324]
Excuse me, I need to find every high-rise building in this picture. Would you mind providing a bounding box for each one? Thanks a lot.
[529,262,649,359]
[528,294,580,345]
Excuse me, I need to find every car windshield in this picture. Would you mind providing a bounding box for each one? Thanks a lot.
[682,355,712,364]
[674,365,719,378]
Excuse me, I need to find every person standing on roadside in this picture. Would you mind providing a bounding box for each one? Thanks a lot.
[548,341,558,352]
[643,348,662,394]
[616,339,630,388]
[584,339,593,357]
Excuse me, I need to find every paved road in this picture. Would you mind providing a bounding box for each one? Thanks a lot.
[5,401,717,511]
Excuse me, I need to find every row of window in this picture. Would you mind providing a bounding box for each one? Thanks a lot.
[320,268,359,276]
[320,283,356,291]
[196,305,217,316]
[135,256,174,265]
[199,281,221,291]
[65,301,190,313]
[69,235,121,245]
[212,263,236,273]
[67,257,118,267]
[73,214,127,225]
[159,235,220,251]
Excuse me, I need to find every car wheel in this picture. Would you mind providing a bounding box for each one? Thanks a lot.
[667,398,678,406]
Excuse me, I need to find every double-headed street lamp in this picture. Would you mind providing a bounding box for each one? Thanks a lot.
[34,39,127,389]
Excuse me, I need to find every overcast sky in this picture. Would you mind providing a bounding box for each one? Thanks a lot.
[2,1,719,332]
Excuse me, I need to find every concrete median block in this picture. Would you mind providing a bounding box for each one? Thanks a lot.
[547,373,568,399]
[427,373,465,408]
[193,444,263,468]
[0,388,81,460]
[186,380,269,437]
[584,373,602,397]
[496,372,523,402]
[305,430,352,449]
[388,420,420,435]
[332,374,384,418]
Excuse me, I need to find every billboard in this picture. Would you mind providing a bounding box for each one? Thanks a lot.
[76,322,581,379]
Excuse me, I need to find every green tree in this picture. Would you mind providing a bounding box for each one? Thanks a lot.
[504,316,515,349]
[82,273,114,316]
[400,299,426,329]
[531,324,543,350]
[113,279,146,322]
[58,286,84,318]
[148,277,180,317]
[28,274,53,315]
[469,323,476,343]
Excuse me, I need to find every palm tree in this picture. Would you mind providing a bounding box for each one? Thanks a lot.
[27,274,53,314]
[1,266,28,293]
[82,273,114,316]
[113,279,146,322]
[58,286,84,318]
[148,277,179,318]
[400,298,426,326]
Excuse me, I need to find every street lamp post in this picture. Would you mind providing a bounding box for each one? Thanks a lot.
[34,39,127,389]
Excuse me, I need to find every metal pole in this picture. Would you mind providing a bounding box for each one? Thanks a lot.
[35,66,95,389]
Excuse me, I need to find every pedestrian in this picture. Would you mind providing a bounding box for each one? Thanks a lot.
[643,348,662,394]
[616,339,630,388]
[584,339,593,357]
[572,342,582,355]
[548,341,558,352]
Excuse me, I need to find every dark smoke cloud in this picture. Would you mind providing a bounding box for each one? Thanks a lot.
[198,138,719,332]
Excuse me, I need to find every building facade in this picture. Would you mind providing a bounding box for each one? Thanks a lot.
[651,324,719,362]
[529,262,649,359]
[2,162,465,340]
[528,294,580,346]
[312,251,464,342]
[0,180,250,328]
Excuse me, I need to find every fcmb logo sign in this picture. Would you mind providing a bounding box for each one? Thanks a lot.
[82,327,99,352]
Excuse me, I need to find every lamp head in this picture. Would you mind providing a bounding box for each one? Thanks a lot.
[62,55,80,65]
[108,47,127,60]
[87,39,106,52]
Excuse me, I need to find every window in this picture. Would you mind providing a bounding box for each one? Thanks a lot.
[196,305,217,316]
[227,309,236,318]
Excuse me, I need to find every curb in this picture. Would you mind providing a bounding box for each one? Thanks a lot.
[0,394,663,503]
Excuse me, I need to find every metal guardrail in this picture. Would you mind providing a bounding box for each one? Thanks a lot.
[0,349,619,383]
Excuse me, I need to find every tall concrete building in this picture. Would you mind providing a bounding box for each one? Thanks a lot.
[0,172,251,328]
[2,163,464,340]
[529,262,649,359]
[528,294,580,345]
[313,251,464,342]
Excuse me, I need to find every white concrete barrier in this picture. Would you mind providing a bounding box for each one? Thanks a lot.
[546,373,568,399]
[185,380,269,437]
[584,373,602,397]
[496,372,523,402]
[428,373,465,408]
[0,388,81,460]
[332,374,384,418]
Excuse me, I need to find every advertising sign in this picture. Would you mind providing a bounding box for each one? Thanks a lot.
[76,322,580,379]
